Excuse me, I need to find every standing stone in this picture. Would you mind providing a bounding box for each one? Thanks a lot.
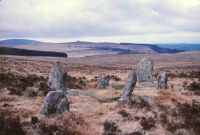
[119,71,137,102]
[136,57,154,83]
[57,98,69,113]
[97,75,111,88]
[48,61,66,91]
[157,72,168,89]
[40,90,69,115]
[41,61,69,115]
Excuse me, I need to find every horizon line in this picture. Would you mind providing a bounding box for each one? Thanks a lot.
[0,38,200,45]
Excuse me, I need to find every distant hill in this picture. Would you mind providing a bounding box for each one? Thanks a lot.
[0,39,44,45]
[62,41,183,54]
[156,44,200,51]
[58,41,184,54]
[0,39,187,57]
[119,43,182,53]
[0,47,68,57]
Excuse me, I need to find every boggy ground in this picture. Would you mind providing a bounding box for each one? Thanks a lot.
[0,56,200,135]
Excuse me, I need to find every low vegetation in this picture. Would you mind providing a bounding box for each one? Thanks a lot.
[0,57,200,135]
[0,72,48,96]
[187,81,200,95]
[140,117,155,131]
[111,84,124,90]
[168,70,200,80]
[102,121,121,135]
[0,111,25,135]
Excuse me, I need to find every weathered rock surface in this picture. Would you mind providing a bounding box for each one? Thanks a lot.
[157,71,168,89]
[136,57,154,83]
[57,97,69,113]
[119,71,137,102]
[40,90,69,115]
[97,75,111,88]
[48,61,66,91]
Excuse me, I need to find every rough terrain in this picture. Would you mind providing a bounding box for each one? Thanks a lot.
[0,52,200,135]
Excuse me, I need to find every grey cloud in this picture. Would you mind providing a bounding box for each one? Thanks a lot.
[0,0,200,42]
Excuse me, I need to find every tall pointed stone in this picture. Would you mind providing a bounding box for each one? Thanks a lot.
[136,57,154,83]
[119,71,137,102]
[41,61,69,115]
[157,71,168,89]
[48,61,66,91]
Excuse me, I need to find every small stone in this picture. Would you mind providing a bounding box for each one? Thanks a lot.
[157,71,168,89]
[97,75,110,88]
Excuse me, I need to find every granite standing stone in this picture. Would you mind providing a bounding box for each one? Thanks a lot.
[119,71,137,102]
[41,61,69,115]
[40,90,69,115]
[136,57,154,83]
[48,61,66,91]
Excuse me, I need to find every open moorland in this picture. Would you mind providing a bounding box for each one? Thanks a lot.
[0,39,183,58]
[0,51,200,135]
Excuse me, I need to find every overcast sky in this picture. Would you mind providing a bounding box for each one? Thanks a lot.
[0,0,200,43]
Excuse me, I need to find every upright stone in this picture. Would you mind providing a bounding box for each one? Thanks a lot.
[48,61,66,91]
[136,57,154,83]
[157,72,168,89]
[40,90,69,115]
[119,71,137,102]
[97,75,111,88]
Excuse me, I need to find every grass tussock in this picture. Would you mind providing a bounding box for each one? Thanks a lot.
[65,73,87,89]
[168,70,200,80]
[0,95,17,102]
[111,84,124,90]
[37,113,90,135]
[0,72,48,96]
[102,121,121,135]
[155,90,172,103]
[176,101,200,134]
[0,111,25,135]
[140,117,155,131]
[187,81,200,95]
[90,94,119,103]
